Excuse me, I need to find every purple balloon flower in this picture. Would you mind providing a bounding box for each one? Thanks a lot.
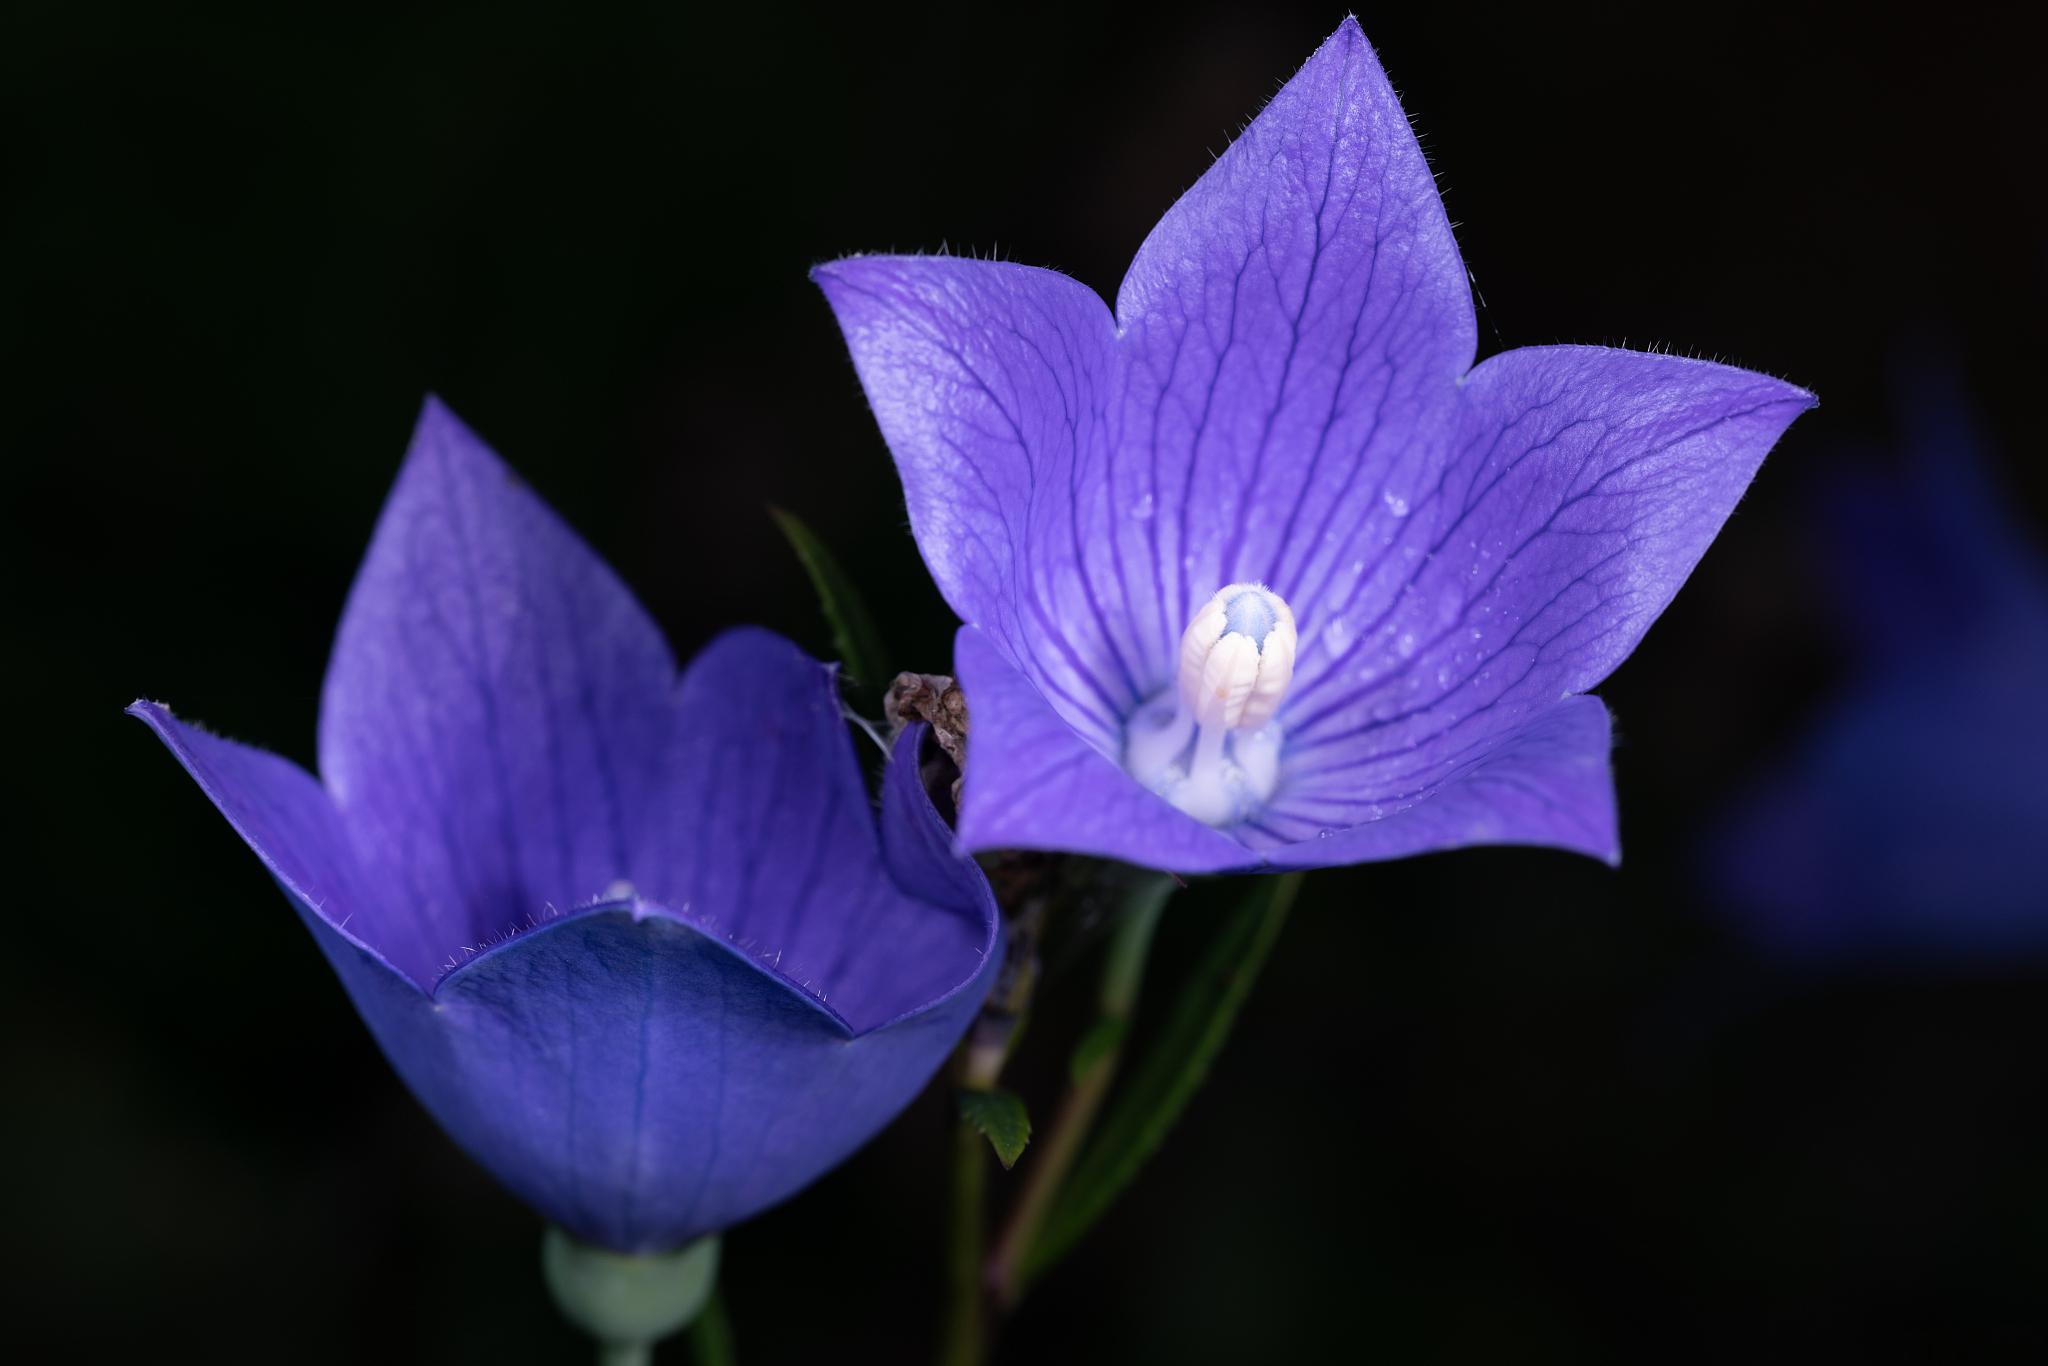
[815,18,1812,873]
[131,400,1001,1252]
[1712,371,2048,962]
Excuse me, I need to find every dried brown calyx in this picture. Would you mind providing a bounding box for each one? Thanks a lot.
[884,671,969,812]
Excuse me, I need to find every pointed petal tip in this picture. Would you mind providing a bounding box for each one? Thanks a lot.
[809,253,910,302]
[1308,15,1377,73]
[811,257,873,322]
[126,697,190,737]
[683,625,833,698]
[680,626,843,728]
[403,395,495,471]
[127,699,179,750]
[126,694,437,993]
[1752,371,1819,413]
[810,255,881,296]
[1589,820,1624,868]
[398,392,519,488]
[412,391,468,441]
[129,699,208,763]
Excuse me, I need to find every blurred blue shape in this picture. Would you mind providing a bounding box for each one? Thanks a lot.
[1713,360,2048,963]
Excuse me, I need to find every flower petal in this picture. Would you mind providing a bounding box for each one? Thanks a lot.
[812,255,1134,744]
[1113,16,1476,654]
[1256,695,1618,865]
[321,890,998,1253]
[1278,346,1812,832]
[136,664,1003,1252]
[874,720,1008,1021]
[640,629,994,1033]
[952,625,1255,873]
[126,701,445,985]
[318,398,680,961]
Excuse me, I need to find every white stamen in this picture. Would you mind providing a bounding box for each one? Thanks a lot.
[1123,582,1298,827]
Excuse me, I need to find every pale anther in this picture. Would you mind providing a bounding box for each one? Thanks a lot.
[1124,582,1298,827]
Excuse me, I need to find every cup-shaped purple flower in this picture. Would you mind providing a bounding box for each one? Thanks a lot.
[815,18,1814,873]
[131,400,1001,1252]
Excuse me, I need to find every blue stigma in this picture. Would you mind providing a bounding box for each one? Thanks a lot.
[1222,589,1277,647]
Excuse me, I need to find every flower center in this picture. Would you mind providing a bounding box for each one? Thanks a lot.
[1122,582,1297,827]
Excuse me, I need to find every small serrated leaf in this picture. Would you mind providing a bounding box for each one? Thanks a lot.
[1021,872,1300,1282]
[957,1088,1033,1170]
[768,505,892,687]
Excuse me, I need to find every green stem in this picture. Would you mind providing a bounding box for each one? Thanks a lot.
[940,1088,991,1366]
[937,854,1057,1365]
[985,876,1172,1309]
[691,1289,737,1366]
[599,1345,651,1366]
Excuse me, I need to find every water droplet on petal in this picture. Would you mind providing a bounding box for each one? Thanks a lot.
[1131,492,1156,520]
[1383,491,1411,517]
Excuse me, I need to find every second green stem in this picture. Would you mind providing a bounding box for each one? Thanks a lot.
[985,875,1172,1308]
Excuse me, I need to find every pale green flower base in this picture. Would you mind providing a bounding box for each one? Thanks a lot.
[543,1226,721,1366]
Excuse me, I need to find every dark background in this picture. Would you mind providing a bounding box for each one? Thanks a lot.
[7,2,2045,1361]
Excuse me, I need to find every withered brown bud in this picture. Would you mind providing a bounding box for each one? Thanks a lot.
[884,671,970,810]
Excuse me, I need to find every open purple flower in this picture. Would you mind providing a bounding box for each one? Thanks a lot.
[131,400,1001,1252]
[1711,369,2048,962]
[815,18,1812,873]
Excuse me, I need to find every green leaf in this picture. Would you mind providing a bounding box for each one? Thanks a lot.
[768,506,892,687]
[1021,872,1301,1283]
[957,1088,1033,1170]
